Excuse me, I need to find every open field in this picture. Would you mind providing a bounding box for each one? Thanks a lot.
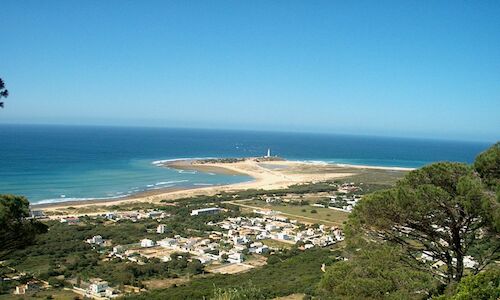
[262,239,294,249]
[229,199,350,226]
[0,289,79,300]
[208,263,254,274]
[131,246,176,260]
[142,277,190,290]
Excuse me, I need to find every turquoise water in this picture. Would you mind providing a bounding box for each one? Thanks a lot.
[0,124,492,204]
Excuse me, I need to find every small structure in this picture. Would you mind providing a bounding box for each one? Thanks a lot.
[29,210,45,219]
[227,252,244,263]
[157,224,166,234]
[113,245,125,254]
[157,238,177,248]
[14,281,40,295]
[105,212,116,220]
[190,207,222,216]
[276,232,290,240]
[89,280,108,295]
[87,235,104,245]
[140,238,155,248]
[60,216,79,225]
[147,211,163,219]
[87,279,117,297]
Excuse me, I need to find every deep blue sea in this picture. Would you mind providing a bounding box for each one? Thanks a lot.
[0,124,492,204]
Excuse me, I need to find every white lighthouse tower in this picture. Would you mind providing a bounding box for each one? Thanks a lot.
[266,148,271,157]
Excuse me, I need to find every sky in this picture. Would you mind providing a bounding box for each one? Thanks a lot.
[1,1,499,142]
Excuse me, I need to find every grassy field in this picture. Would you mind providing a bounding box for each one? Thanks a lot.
[343,168,407,187]
[262,239,294,250]
[0,289,79,300]
[234,200,349,226]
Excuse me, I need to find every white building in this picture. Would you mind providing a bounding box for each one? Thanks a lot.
[113,245,124,254]
[265,224,278,231]
[158,238,177,248]
[89,280,108,295]
[256,245,269,254]
[140,239,155,248]
[227,252,244,263]
[191,207,222,216]
[157,224,166,234]
[87,235,104,245]
[105,212,116,220]
[304,244,314,249]
[147,211,163,219]
[14,281,39,295]
[233,236,249,245]
[276,232,290,240]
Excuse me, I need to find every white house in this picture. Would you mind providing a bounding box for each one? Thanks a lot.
[233,236,249,245]
[60,216,79,225]
[304,244,314,249]
[157,224,166,234]
[147,211,163,219]
[87,235,104,245]
[14,281,40,295]
[105,212,116,220]
[89,280,108,295]
[265,224,278,231]
[276,232,290,240]
[255,245,269,254]
[140,239,155,248]
[190,207,222,216]
[158,238,177,248]
[227,252,244,263]
[113,245,125,254]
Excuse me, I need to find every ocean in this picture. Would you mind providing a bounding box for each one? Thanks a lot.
[0,124,492,204]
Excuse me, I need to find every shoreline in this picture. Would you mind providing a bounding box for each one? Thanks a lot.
[32,158,413,211]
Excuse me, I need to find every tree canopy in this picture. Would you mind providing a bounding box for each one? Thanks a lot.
[0,194,48,259]
[0,78,8,108]
[318,244,436,299]
[437,268,500,300]
[346,149,499,284]
[474,142,500,190]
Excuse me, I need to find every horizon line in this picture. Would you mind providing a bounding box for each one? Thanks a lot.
[0,122,495,145]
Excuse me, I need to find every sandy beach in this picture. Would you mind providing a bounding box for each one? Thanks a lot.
[35,158,413,211]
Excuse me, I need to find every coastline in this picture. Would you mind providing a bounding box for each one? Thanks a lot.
[32,158,413,211]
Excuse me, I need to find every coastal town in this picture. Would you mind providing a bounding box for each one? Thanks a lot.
[78,208,345,298]
[2,176,370,299]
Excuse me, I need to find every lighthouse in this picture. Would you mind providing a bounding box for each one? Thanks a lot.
[266,148,271,157]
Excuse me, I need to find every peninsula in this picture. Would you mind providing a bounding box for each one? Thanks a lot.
[34,157,413,212]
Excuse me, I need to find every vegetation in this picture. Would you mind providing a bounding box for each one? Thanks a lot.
[438,268,500,300]
[319,244,437,299]
[474,142,500,189]
[347,161,499,284]
[2,215,224,291]
[0,78,8,108]
[125,248,337,299]
[210,281,266,300]
[319,143,500,299]
[0,195,48,259]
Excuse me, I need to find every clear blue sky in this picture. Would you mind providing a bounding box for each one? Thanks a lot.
[1,1,499,142]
